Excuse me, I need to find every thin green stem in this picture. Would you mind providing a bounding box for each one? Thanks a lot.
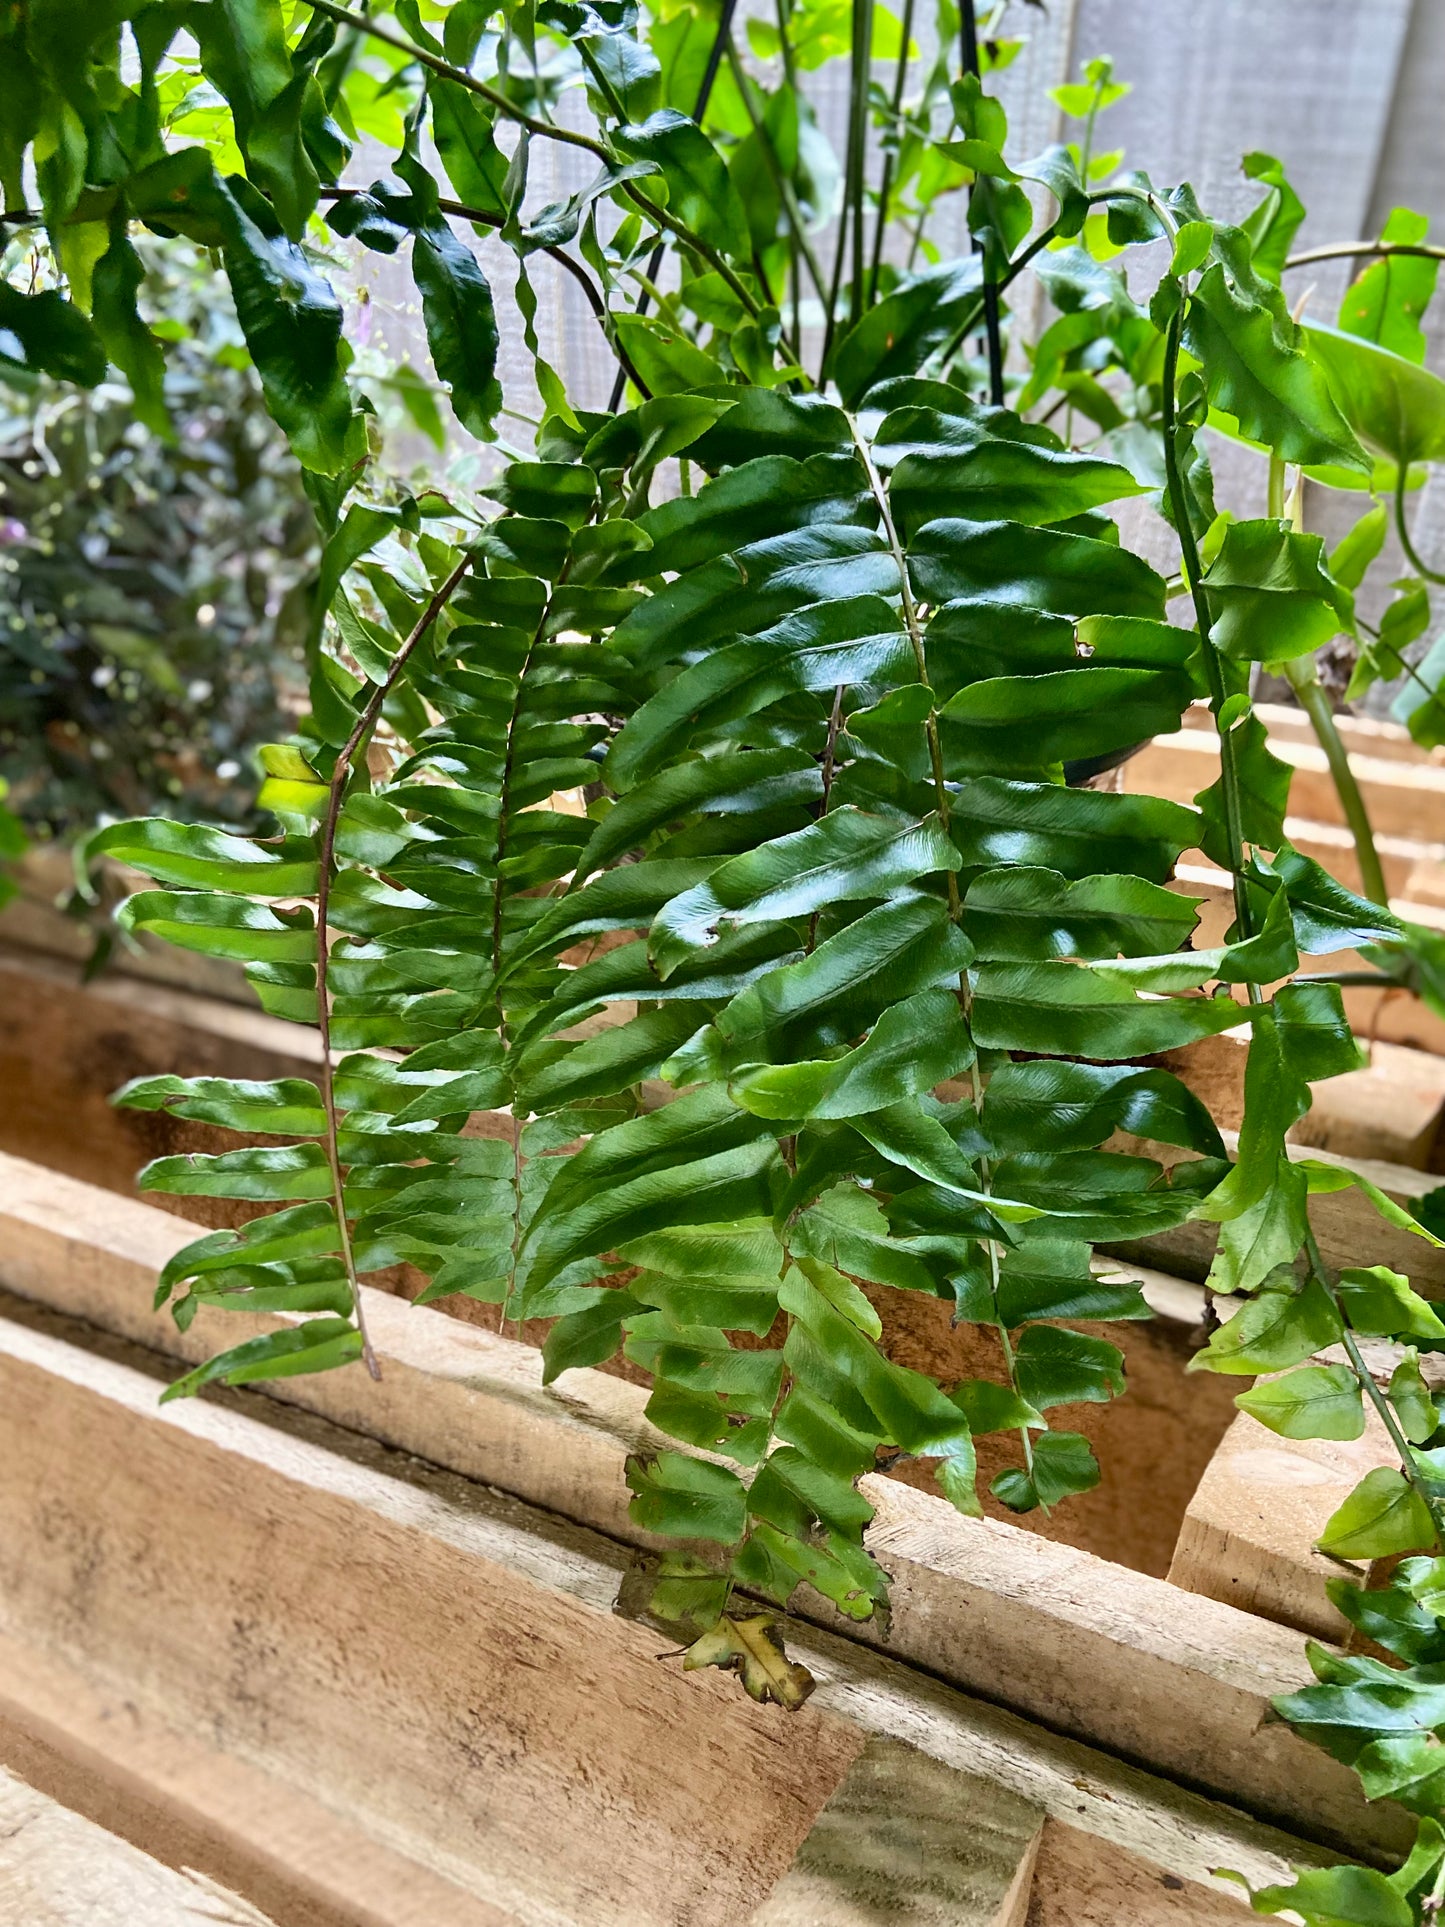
[1395,463,1445,586]
[1271,453,1389,908]
[867,0,916,304]
[622,183,765,320]
[821,0,871,373]
[1286,662,1390,906]
[1309,1232,1445,1543]
[606,0,738,411]
[1078,74,1103,181]
[958,0,1003,405]
[723,38,829,319]
[1294,967,1405,988]
[850,0,873,330]
[315,550,475,1378]
[1284,241,1445,271]
[845,414,957,911]
[1160,303,1259,958]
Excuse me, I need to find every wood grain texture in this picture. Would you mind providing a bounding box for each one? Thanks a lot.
[0,1767,279,1927]
[746,1739,1043,1927]
[1168,1404,1397,1640]
[0,1156,1404,1860]
[0,946,320,1226]
[0,1296,1339,1925]
[842,1474,1410,1859]
[1026,1822,1252,1926]
[0,1631,517,1927]
[0,1306,859,1927]
[0,1140,1240,1579]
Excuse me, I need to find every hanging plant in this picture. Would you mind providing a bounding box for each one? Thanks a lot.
[8,5,1445,1918]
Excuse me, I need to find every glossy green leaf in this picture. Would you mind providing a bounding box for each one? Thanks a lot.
[964,867,1199,961]
[1244,1865,1412,1927]
[1204,520,1352,664]
[1014,1325,1125,1409]
[1338,209,1438,365]
[138,1143,332,1200]
[159,1318,363,1403]
[1307,323,1445,470]
[1335,1266,1445,1345]
[89,819,318,895]
[113,1074,325,1136]
[1236,1365,1365,1442]
[411,220,501,441]
[625,1450,747,1544]
[992,1430,1099,1511]
[1189,1273,1341,1376]
[1195,711,1292,866]
[909,519,1167,617]
[830,257,982,409]
[1185,255,1366,470]
[5,238,106,372]
[649,809,960,978]
[951,778,1199,884]
[541,1289,642,1381]
[613,110,749,259]
[971,960,1250,1059]
[1318,1468,1436,1561]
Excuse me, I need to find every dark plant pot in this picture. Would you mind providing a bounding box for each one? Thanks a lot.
[1063,739,1152,788]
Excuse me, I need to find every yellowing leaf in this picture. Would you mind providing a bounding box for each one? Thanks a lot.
[681,1614,815,1710]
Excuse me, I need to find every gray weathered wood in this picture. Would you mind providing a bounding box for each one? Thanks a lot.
[0,1152,1409,1859]
[747,1739,1042,1927]
[0,1767,279,1927]
[0,1297,1324,1924]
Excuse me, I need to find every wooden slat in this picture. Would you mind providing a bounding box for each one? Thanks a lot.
[746,1739,1043,1927]
[1126,724,1445,847]
[1252,703,1445,768]
[0,945,321,1223]
[0,1632,513,1927]
[0,1766,280,1927]
[1168,1405,1394,1643]
[0,1154,1408,1860]
[0,1296,1326,1924]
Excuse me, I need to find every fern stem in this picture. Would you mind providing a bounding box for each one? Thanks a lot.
[1286,661,1390,906]
[958,0,1004,406]
[848,412,1031,1475]
[1308,1232,1445,1543]
[821,0,871,375]
[1394,462,1445,586]
[1160,304,1259,959]
[846,417,959,915]
[866,0,916,306]
[1267,454,1390,908]
[1283,240,1445,271]
[723,37,829,324]
[606,0,740,409]
[315,551,475,1379]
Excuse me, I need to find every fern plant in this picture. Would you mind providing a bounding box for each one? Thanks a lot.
[12,5,1445,1917]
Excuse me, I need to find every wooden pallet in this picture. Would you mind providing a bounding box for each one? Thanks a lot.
[0,1153,1408,1926]
[1,810,1440,1918]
